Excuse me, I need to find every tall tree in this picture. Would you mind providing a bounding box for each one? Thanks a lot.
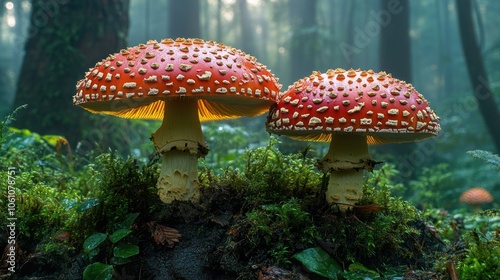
[377,0,419,177]
[12,0,130,151]
[289,0,318,81]
[456,0,500,153]
[216,0,223,41]
[237,0,256,55]
[379,0,411,82]
[169,0,200,38]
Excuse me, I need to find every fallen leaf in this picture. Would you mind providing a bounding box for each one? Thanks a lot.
[146,222,181,248]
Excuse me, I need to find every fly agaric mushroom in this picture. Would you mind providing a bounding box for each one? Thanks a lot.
[73,38,281,203]
[266,68,441,211]
[460,187,493,213]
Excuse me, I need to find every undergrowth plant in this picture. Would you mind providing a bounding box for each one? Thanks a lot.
[246,198,318,264]
[456,229,500,279]
[82,213,140,280]
[242,136,323,204]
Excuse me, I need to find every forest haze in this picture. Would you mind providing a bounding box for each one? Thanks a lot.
[1,1,500,278]
[0,0,499,181]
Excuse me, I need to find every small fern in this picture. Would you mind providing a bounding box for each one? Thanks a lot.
[0,105,27,146]
[466,150,500,170]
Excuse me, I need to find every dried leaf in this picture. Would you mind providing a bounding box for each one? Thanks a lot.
[146,222,181,248]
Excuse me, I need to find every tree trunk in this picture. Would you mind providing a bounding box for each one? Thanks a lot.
[169,0,200,38]
[456,0,500,153]
[12,0,130,152]
[379,0,411,82]
[216,0,222,41]
[289,0,318,81]
[237,0,256,55]
[376,0,419,177]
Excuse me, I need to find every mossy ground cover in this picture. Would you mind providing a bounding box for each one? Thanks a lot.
[0,110,499,279]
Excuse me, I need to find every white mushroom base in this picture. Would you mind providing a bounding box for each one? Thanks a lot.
[156,150,200,203]
[151,98,207,204]
[319,134,375,211]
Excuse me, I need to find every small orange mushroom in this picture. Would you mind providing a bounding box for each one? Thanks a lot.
[459,187,493,213]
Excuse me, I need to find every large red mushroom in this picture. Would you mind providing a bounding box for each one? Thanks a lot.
[74,38,281,203]
[267,68,441,211]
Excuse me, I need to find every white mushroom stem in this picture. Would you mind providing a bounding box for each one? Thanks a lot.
[151,98,207,203]
[320,134,372,211]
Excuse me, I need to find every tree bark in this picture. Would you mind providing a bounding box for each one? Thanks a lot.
[456,0,500,153]
[237,0,256,55]
[12,0,130,151]
[377,0,417,176]
[169,0,200,38]
[379,0,411,82]
[289,0,318,81]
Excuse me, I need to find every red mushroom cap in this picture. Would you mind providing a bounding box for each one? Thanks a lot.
[460,187,493,205]
[267,68,441,144]
[73,38,281,121]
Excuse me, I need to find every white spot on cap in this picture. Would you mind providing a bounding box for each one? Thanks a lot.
[316,106,328,112]
[216,87,228,94]
[144,75,158,82]
[176,87,187,94]
[385,120,398,126]
[388,109,399,115]
[308,117,321,126]
[360,118,372,125]
[148,88,159,95]
[123,82,137,88]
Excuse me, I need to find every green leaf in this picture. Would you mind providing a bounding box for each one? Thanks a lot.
[77,198,100,212]
[341,270,381,280]
[113,244,139,258]
[60,198,78,210]
[116,212,140,229]
[293,247,342,279]
[41,135,64,147]
[83,233,107,253]
[109,228,132,243]
[347,262,380,278]
[83,262,113,280]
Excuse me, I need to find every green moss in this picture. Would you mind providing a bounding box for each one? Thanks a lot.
[212,140,437,271]
[0,125,84,245]
[0,112,160,260]
[457,230,500,279]
[242,136,323,203]
[246,198,318,264]
[312,163,427,266]
[76,153,161,237]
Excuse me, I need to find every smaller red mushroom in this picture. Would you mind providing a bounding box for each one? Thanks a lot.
[460,187,493,213]
[266,68,441,211]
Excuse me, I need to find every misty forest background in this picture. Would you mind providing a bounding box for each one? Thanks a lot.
[0,0,499,208]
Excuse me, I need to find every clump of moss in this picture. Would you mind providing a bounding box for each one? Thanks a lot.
[200,136,323,206]
[208,138,442,273]
[76,152,162,237]
[0,126,81,244]
[314,163,437,268]
[245,198,318,264]
[456,230,500,279]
